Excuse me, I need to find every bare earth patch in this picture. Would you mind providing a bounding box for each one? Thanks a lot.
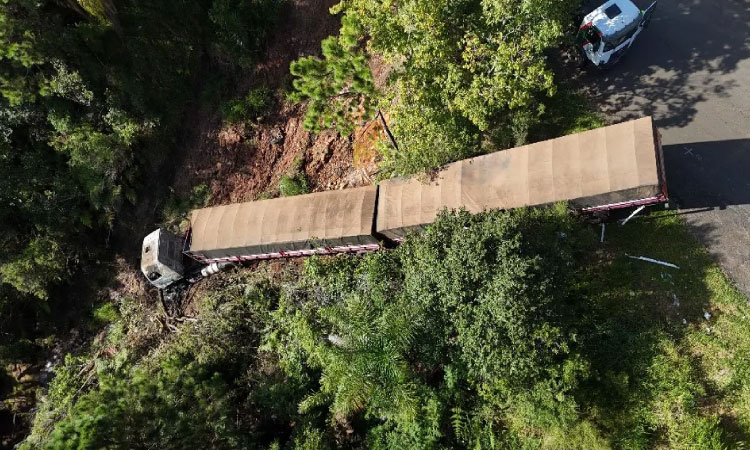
[173,0,374,206]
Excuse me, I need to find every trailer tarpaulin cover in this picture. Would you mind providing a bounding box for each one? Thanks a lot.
[188,186,379,260]
[376,117,663,240]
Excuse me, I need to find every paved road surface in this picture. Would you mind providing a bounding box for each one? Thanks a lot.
[584,0,750,297]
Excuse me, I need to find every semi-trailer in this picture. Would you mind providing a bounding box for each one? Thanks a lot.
[141,116,667,289]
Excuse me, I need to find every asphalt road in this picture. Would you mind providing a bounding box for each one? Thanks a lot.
[583,0,750,298]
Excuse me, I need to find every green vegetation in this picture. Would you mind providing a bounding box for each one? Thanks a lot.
[21,208,750,448]
[0,0,280,444]
[0,0,280,298]
[581,211,750,448]
[278,174,310,197]
[289,15,375,134]
[88,302,120,330]
[291,0,579,176]
[4,0,750,448]
[209,0,283,68]
[222,86,274,124]
[279,157,310,197]
[528,87,607,142]
[162,184,213,232]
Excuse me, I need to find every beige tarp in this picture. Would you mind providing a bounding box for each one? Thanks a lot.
[188,186,378,259]
[376,117,663,240]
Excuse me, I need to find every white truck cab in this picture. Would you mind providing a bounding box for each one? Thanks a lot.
[140,228,185,289]
[577,0,656,68]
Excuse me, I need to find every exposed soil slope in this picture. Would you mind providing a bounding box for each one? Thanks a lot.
[174,0,374,206]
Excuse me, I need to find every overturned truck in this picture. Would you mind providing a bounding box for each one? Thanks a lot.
[142,116,667,288]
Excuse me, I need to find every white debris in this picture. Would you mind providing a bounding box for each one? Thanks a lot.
[327,334,345,347]
[703,311,712,320]
[672,294,680,308]
[682,318,687,325]
[620,205,646,226]
[706,327,711,334]
[626,254,680,269]
[600,223,606,243]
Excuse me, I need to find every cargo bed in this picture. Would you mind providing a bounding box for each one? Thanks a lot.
[185,186,380,263]
[376,117,666,240]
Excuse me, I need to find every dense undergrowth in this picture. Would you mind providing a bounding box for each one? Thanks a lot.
[21,208,750,449]
[0,0,283,444]
[4,0,749,448]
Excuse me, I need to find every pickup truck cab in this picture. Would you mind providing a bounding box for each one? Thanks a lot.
[577,0,657,68]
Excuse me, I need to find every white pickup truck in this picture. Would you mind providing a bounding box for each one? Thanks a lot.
[576,0,657,68]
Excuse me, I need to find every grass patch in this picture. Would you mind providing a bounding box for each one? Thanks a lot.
[278,174,309,197]
[580,210,750,447]
[88,303,120,330]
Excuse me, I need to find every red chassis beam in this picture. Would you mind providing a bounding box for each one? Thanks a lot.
[186,243,382,264]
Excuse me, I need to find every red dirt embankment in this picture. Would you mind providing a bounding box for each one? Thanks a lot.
[174,0,381,206]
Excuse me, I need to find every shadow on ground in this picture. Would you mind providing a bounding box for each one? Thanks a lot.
[664,139,750,209]
[578,210,750,446]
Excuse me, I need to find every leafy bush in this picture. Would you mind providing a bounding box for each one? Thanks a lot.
[278,174,309,197]
[24,276,316,450]
[88,302,119,330]
[222,86,273,124]
[267,206,594,446]
[291,0,579,174]
[42,358,240,450]
[0,235,68,300]
[0,0,284,444]
[162,184,212,231]
[278,158,309,197]
[22,209,750,448]
[529,86,606,142]
[289,14,375,135]
[378,95,480,177]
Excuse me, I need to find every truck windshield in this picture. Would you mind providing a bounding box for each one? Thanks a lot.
[578,24,602,47]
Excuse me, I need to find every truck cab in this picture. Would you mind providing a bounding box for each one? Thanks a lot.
[140,228,185,289]
[577,0,656,68]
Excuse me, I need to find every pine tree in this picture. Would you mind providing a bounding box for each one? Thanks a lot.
[289,15,375,135]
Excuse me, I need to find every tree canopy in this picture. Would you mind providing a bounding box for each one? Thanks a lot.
[23,208,748,448]
[290,0,578,175]
[0,0,281,442]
